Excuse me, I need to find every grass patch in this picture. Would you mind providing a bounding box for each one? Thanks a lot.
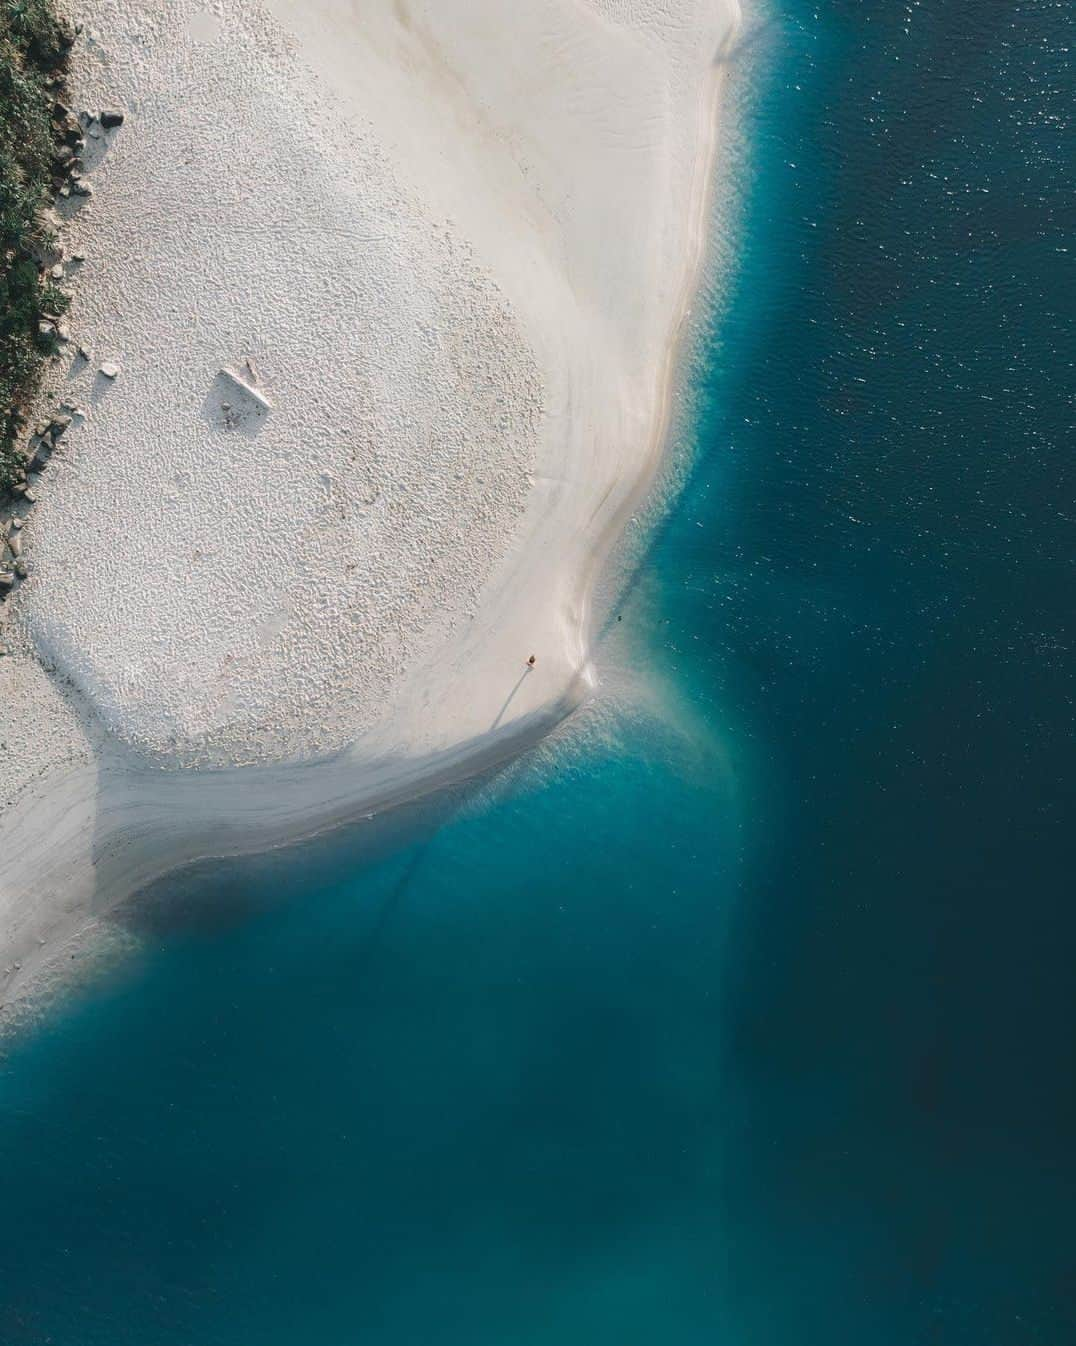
[1,0,74,495]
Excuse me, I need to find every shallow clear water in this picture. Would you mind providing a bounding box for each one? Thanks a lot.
[1,2,1072,1342]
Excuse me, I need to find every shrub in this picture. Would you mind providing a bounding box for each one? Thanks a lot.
[0,0,73,494]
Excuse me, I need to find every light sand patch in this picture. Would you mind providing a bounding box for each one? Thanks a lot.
[184,9,221,43]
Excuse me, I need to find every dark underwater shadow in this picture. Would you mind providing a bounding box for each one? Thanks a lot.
[108,773,480,945]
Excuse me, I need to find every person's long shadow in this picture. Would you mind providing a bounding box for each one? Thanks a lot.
[490,666,532,732]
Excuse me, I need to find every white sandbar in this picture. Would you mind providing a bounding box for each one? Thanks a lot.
[0,0,740,1009]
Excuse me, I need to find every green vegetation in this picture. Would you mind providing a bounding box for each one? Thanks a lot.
[1,0,74,494]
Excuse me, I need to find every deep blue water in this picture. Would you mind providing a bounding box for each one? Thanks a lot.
[1,2,1072,1342]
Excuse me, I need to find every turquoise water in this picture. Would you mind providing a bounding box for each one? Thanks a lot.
[2,2,1072,1342]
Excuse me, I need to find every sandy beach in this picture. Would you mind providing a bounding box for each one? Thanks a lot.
[0,0,740,1010]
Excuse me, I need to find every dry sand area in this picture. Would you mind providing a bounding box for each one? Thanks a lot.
[0,0,741,1008]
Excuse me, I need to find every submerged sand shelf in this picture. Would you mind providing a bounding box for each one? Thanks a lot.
[0,0,741,1007]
